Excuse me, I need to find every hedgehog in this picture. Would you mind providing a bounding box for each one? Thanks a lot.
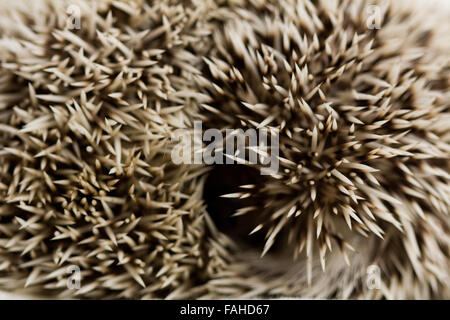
[193,0,450,299]
[0,0,229,299]
[0,0,449,300]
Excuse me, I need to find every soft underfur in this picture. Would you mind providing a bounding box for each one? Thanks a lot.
[0,0,448,299]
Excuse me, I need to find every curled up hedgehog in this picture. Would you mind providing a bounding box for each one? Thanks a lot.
[0,0,449,299]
